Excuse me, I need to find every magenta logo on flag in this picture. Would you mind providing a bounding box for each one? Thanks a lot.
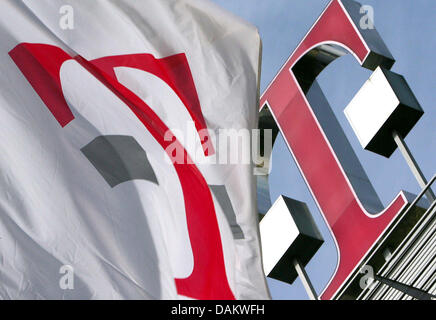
[9,42,234,300]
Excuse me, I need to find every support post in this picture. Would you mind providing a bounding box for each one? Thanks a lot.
[392,131,435,203]
[293,259,318,300]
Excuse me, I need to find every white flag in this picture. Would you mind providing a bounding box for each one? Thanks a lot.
[0,0,270,299]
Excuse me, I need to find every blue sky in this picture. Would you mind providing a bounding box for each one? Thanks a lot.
[211,0,436,299]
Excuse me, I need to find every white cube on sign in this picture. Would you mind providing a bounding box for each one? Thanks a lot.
[344,67,423,158]
[259,195,323,284]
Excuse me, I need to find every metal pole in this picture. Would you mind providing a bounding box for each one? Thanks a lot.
[293,259,318,300]
[392,131,435,203]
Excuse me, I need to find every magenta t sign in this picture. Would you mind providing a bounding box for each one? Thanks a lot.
[261,0,410,299]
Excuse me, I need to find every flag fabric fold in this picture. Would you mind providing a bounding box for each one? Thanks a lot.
[0,0,270,299]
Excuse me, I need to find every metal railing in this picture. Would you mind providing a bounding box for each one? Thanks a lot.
[360,174,436,300]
